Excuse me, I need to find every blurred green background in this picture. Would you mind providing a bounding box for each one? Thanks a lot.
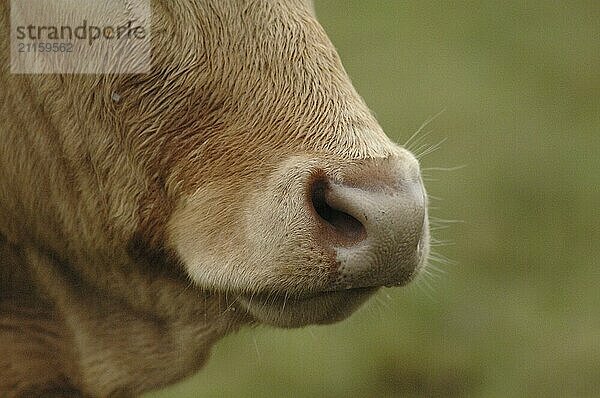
[148,2,599,397]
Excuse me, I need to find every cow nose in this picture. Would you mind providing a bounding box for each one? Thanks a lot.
[309,157,427,290]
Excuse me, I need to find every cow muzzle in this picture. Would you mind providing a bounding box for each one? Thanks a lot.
[307,153,428,291]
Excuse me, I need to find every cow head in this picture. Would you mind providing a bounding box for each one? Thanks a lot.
[0,1,433,395]
[139,1,431,327]
[6,0,429,329]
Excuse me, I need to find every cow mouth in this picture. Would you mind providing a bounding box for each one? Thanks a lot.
[236,287,377,328]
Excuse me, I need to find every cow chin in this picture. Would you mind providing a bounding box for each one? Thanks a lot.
[236,287,377,328]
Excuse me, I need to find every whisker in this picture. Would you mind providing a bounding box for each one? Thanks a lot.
[279,291,290,319]
[429,216,464,224]
[252,335,262,364]
[415,276,437,302]
[427,194,443,201]
[383,291,393,302]
[222,291,244,316]
[426,263,447,275]
[375,294,392,311]
[407,129,436,153]
[414,137,447,160]
[403,109,446,150]
[430,224,452,231]
[422,165,467,172]
[428,252,457,266]
[429,238,455,247]
[422,176,440,182]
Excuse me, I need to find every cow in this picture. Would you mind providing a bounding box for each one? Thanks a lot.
[0,0,429,396]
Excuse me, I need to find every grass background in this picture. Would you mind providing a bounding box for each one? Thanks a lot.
[147,1,599,397]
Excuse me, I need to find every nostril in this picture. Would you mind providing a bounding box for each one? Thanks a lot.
[310,177,367,246]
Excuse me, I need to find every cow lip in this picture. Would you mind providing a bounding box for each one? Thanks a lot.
[240,286,375,302]
[233,287,379,327]
[235,286,378,311]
